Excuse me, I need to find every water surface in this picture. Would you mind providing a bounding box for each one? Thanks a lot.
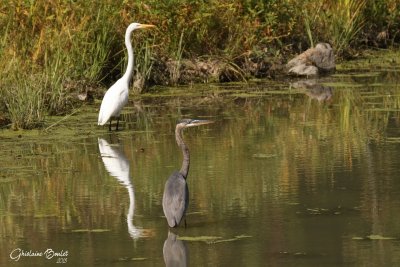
[1,51,400,266]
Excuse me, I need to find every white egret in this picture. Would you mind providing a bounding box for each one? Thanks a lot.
[98,23,155,131]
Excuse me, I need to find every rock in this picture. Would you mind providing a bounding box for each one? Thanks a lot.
[286,43,335,76]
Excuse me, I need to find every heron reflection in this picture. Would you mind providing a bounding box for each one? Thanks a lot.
[163,119,214,228]
[163,231,189,267]
[98,138,142,239]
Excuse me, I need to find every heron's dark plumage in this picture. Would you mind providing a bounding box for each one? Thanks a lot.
[163,171,189,228]
[162,119,213,228]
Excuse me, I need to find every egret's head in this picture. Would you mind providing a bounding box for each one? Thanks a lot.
[127,22,156,32]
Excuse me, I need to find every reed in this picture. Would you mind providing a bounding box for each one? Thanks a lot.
[326,0,367,55]
[1,65,45,130]
[169,31,185,85]
[132,39,156,94]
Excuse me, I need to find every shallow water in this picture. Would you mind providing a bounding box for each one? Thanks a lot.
[1,51,400,266]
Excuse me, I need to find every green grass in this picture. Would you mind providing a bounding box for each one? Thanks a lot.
[1,69,46,130]
[0,0,399,129]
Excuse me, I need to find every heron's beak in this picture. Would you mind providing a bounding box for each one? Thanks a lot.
[138,24,156,29]
[187,119,214,127]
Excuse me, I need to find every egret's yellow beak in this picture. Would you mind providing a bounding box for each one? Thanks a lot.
[138,24,156,29]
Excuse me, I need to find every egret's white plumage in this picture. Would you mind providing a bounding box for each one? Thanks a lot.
[98,23,155,131]
[98,138,142,239]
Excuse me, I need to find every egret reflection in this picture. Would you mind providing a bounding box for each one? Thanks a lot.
[98,138,142,239]
[163,231,189,267]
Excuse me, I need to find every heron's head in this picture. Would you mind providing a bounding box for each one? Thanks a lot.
[177,119,214,129]
[127,22,156,32]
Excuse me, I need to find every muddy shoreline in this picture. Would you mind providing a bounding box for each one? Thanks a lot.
[1,49,399,130]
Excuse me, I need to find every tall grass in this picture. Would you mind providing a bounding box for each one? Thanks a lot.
[297,0,366,55]
[169,31,185,85]
[325,0,367,55]
[132,39,156,94]
[0,0,399,129]
[1,62,46,130]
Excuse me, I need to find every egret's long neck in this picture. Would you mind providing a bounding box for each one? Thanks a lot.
[122,29,134,82]
[176,127,189,179]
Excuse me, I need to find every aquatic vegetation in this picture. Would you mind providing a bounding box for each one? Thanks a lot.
[70,229,111,233]
[178,234,251,244]
[352,235,397,240]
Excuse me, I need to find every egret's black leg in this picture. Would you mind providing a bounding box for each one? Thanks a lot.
[116,117,120,131]
[184,218,187,229]
[108,119,112,131]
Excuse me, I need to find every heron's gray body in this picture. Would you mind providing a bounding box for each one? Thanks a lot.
[162,119,213,228]
[163,171,189,228]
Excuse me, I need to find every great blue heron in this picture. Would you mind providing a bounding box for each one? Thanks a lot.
[162,119,214,228]
[286,43,335,76]
[163,231,189,267]
[98,23,155,131]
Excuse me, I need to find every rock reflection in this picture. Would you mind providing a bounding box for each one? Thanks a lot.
[292,80,333,102]
[98,137,142,239]
[163,231,189,267]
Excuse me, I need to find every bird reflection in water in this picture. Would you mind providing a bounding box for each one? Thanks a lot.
[98,137,142,239]
[163,231,189,267]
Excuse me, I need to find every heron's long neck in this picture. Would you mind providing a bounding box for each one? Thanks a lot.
[122,29,134,83]
[176,127,189,179]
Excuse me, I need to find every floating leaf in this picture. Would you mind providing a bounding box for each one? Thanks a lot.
[178,234,251,244]
[367,235,396,240]
[209,235,252,244]
[71,229,111,233]
[252,153,276,159]
[178,236,222,242]
[118,257,146,261]
[235,234,252,239]
[352,235,396,240]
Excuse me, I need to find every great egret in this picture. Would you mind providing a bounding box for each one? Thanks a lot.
[162,119,214,228]
[98,23,155,131]
[286,43,335,76]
